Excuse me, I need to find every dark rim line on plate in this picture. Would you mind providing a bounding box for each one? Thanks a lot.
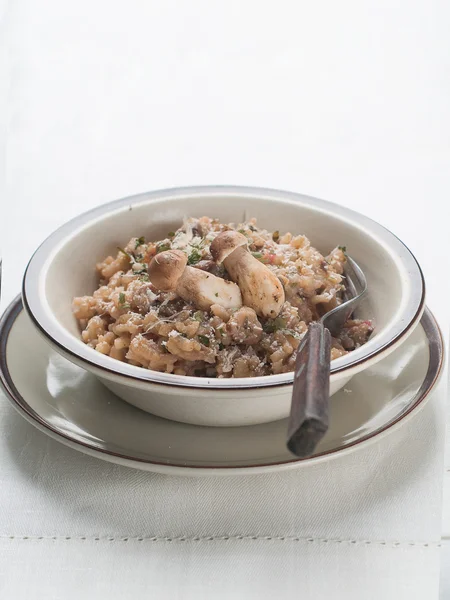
[21,185,426,390]
[0,296,444,470]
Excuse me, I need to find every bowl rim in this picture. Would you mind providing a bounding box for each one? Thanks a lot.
[22,185,426,390]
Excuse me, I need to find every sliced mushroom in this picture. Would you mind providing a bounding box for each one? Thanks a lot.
[148,249,242,311]
[210,231,285,318]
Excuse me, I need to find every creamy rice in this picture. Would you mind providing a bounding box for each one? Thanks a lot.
[72,217,372,378]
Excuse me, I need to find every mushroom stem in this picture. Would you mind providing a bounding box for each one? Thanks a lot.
[176,266,242,310]
[148,250,242,311]
[210,231,285,318]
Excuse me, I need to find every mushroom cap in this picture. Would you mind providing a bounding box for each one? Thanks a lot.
[148,249,188,291]
[210,231,248,264]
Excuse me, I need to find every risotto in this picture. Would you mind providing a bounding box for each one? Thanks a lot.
[72,217,373,378]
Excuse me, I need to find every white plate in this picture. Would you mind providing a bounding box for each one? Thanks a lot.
[0,297,443,476]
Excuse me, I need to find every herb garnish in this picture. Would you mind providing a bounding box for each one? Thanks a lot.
[338,246,347,253]
[283,328,303,340]
[135,236,145,249]
[133,267,149,281]
[132,262,150,280]
[263,317,286,334]
[198,335,210,346]
[118,292,131,309]
[117,247,133,261]
[251,251,268,263]
[187,248,202,265]
[156,242,171,254]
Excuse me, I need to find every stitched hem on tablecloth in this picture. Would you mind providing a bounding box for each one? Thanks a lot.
[0,535,441,547]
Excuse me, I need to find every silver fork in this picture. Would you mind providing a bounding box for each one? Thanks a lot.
[321,256,368,336]
[287,255,368,458]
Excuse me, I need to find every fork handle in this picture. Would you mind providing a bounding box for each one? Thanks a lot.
[286,322,331,457]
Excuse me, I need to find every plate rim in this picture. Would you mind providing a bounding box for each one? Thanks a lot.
[0,295,445,476]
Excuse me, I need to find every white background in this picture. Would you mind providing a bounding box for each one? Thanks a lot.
[1,1,450,598]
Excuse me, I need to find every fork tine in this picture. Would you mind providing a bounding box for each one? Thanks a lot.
[321,254,367,337]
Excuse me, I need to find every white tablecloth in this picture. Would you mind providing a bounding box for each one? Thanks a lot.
[1,1,449,598]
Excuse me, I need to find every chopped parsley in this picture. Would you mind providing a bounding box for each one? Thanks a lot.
[117,247,133,261]
[187,248,202,265]
[283,328,303,340]
[189,238,206,250]
[272,230,280,242]
[263,317,286,334]
[135,236,145,249]
[218,343,224,350]
[156,242,171,254]
[215,292,219,297]
[251,251,268,263]
[118,292,130,309]
[198,335,210,346]
[248,224,257,232]
[132,268,149,281]
[167,231,175,238]
[338,245,347,253]
[193,311,204,322]
[132,263,149,280]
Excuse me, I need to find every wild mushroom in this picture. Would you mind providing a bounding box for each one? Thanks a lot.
[148,249,242,311]
[210,231,285,318]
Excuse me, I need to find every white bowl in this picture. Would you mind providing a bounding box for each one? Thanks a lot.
[22,186,425,426]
